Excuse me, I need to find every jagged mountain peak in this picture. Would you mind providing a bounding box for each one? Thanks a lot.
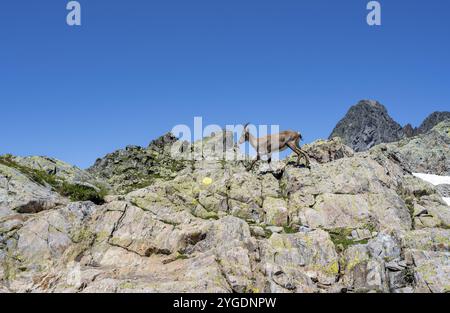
[330,100,450,152]
[354,99,387,110]
[416,111,450,135]
[329,100,403,152]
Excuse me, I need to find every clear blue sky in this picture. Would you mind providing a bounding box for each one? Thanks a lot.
[1,0,449,168]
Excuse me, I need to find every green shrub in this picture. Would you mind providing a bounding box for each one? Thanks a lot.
[283,225,298,234]
[0,155,58,188]
[328,227,369,251]
[0,155,106,204]
[59,183,106,204]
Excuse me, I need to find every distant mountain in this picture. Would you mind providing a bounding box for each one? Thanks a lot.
[416,111,450,135]
[329,100,404,152]
[329,100,450,151]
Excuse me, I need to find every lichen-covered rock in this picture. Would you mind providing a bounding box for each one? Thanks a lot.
[0,163,67,218]
[402,228,450,252]
[108,204,210,257]
[436,184,450,198]
[2,128,450,293]
[367,233,401,262]
[87,133,187,194]
[341,245,371,289]
[302,137,354,164]
[10,156,106,190]
[1,201,99,291]
[372,120,450,175]
[259,230,339,292]
[282,154,412,233]
[263,197,288,227]
[408,250,450,293]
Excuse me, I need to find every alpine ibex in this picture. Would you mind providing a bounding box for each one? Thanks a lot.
[238,123,310,170]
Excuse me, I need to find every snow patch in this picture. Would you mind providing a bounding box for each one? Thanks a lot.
[412,173,450,186]
[413,173,450,206]
[444,198,450,206]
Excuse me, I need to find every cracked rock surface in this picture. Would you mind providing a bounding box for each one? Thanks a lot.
[1,122,450,293]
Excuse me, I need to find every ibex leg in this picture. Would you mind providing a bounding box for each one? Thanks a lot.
[287,142,310,168]
[247,154,260,170]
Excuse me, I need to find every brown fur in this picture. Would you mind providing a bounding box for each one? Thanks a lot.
[239,123,310,170]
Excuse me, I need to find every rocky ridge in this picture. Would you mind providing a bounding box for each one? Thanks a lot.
[87,133,187,194]
[0,121,449,293]
[416,111,450,135]
[329,100,450,152]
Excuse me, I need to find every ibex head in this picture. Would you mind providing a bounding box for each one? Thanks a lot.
[238,123,250,144]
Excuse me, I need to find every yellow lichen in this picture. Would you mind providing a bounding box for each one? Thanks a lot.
[202,177,213,186]
[119,281,135,289]
[327,260,340,275]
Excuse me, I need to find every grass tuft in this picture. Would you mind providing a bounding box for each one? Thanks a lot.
[0,155,106,204]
